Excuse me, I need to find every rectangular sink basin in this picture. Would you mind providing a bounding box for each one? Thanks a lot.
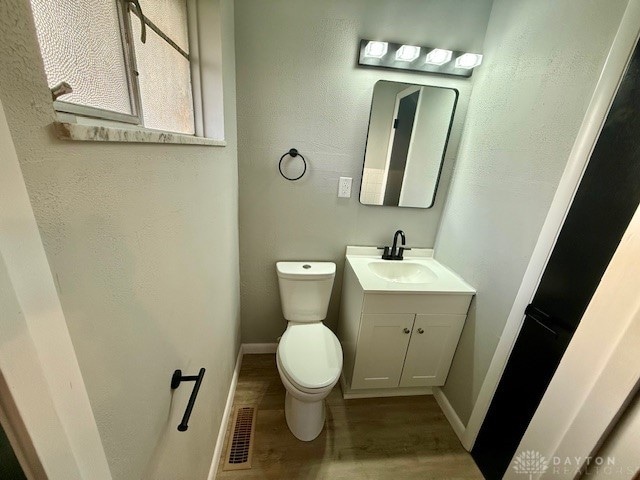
[346,246,475,294]
[368,261,439,283]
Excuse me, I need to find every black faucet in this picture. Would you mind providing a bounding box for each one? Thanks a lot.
[380,230,410,260]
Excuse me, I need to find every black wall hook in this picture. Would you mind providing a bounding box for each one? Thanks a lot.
[279,148,307,181]
[171,368,205,431]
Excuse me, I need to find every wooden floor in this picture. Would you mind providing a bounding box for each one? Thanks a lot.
[216,354,482,480]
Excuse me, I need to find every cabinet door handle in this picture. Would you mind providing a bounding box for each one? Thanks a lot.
[417,328,424,334]
[403,328,411,334]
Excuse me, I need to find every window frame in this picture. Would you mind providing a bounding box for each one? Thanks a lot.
[53,0,197,134]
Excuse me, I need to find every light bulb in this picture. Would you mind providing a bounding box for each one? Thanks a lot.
[364,41,388,58]
[395,45,420,62]
[425,48,453,66]
[455,53,483,69]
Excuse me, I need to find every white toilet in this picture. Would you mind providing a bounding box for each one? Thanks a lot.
[275,261,343,441]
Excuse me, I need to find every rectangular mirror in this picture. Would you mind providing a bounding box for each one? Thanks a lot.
[360,81,458,208]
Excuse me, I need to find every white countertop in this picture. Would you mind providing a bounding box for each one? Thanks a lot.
[346,246,476,295]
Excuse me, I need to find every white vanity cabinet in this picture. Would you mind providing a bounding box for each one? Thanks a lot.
[400,314,467,387]
[351,313,415,389]
[351,312,467,389]
[338,247,475,398]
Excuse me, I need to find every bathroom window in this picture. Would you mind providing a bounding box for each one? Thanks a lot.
[30,0,195,135]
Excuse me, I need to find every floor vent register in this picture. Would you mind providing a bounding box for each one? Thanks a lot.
[223,405,256,471]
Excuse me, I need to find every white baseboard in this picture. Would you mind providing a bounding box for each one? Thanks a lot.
[206,347,243,480]
[206,343,278,480]
[241,342,278,354]
[433,387,472,450]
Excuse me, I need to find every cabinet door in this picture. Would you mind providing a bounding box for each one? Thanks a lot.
[399,314,466,387]
[351,314,415,389]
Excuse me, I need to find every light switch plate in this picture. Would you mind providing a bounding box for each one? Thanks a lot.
[338,177,352,198]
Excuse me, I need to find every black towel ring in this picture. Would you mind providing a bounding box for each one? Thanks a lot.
[279,148,307,181]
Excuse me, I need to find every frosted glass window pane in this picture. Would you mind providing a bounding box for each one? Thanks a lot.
[30,0,132,115]
[138,0,190,53]
[132,18,195,134]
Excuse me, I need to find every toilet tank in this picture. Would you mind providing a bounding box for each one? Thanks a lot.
[276,262,336,322]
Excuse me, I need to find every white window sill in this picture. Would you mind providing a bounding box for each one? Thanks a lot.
[53,121,226,147]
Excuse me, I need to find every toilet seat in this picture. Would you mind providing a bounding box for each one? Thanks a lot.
[277,356,335,397]
[277,323,342,391]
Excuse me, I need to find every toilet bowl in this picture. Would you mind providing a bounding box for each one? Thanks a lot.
[276,322,342,441]
[275,261,343,441]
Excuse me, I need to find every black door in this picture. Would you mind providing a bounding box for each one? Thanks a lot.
[472,40,640,479]
[1,423,26,480]
[384,89,420,205]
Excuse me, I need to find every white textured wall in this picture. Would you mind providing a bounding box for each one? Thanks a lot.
[434,0,629,425]
[0,1,240,479]
[0,98,111,479]
[590,391,640,478]
[235,0,493,343]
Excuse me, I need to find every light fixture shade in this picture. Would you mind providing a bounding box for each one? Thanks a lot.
[455,53,483,69]
[364,41,388,58]
[395,45,420,62]
[425,48,453,66]
[358,39,478,78]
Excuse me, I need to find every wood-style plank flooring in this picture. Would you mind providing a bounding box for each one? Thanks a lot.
[216,354,482,479]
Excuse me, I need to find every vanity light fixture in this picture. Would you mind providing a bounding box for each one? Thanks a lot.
[364,41,388,58]
[425,48,452,66]
[357,39,483,78]
[395,45,420,62]
[455,53,483,69]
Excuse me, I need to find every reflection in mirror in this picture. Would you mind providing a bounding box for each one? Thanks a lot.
[360,81,458,208]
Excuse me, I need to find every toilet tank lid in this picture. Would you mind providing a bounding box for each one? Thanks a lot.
[276,262,336,280]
